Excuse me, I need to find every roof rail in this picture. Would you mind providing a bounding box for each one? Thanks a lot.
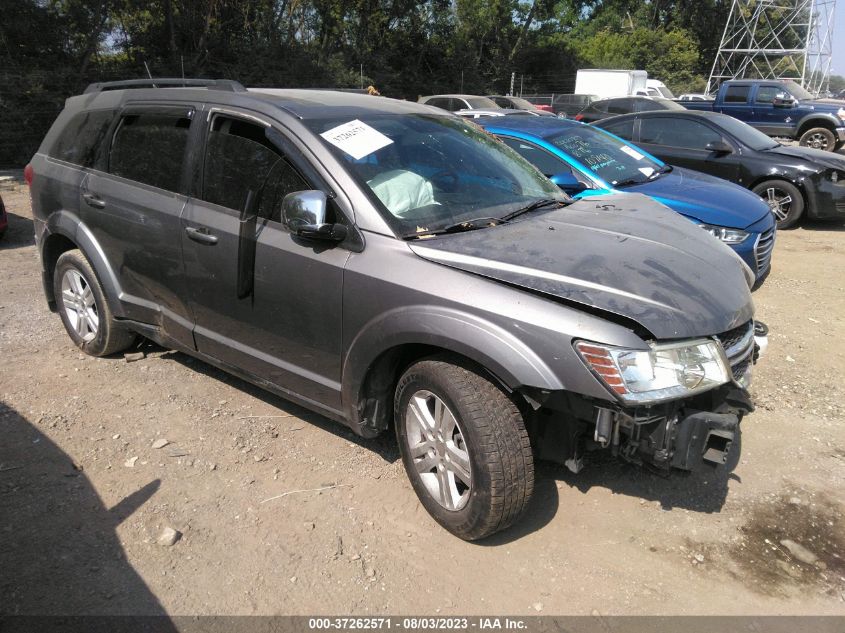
[83,78,246,94]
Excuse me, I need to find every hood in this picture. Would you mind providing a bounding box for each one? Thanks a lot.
[764,144,845,170]
[409,193,754,340]
[624,167,770,229]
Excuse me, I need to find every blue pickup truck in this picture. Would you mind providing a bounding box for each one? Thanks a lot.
[684,80,845,152]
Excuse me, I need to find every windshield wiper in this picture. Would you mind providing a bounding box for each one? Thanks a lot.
[500,198,566,222]
[613,178,648,188]
[648,164,673,180]
[404,216,509,240]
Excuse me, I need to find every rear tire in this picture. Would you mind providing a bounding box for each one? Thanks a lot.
[798,127,836,152]
[394,356,534,540]
[53,250,136,357]
[752,179,804,229]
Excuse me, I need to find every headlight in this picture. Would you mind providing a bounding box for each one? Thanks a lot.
[837,108,845,122]
[831,170,842,184]
[576,339,731,404]
[699,223,749,244]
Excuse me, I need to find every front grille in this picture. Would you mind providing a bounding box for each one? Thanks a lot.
[732,358,751,382]
[715,320,753,357]
[754,227,775,274]
[715,320,755,384]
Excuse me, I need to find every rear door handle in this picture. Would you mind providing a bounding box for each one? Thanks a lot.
[185,226,218,245]
[82,193,106,209]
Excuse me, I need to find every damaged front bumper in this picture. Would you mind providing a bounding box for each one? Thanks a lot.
[532,320,767,474]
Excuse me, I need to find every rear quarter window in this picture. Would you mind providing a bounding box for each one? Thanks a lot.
[49,110,115,168]
[724,85,751,103]
[108,112,192,192]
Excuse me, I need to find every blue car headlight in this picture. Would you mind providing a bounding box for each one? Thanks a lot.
[699,223,749,244]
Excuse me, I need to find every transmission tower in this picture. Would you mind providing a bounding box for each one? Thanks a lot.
[706,0,837,96]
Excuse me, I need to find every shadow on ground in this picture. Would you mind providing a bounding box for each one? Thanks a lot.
[0,401,174,622]
[0,212,35,250]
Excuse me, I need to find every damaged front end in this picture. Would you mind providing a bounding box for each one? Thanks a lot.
[529,319,764,474]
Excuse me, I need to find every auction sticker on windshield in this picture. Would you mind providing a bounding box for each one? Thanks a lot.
[320,119,393,160]
[620,145,645,161]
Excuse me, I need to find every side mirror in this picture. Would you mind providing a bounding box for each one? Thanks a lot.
[282,190,348,242]
[550,173,588,194]
[772,95,797,108]
[705,140,734,154]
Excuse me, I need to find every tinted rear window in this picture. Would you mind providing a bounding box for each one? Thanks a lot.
[109,113,192,192]
[50,110,115,168]
[724,85,750,103]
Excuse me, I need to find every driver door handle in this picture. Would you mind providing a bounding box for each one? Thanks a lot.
[185,226,218,245]
[82,192,106,209]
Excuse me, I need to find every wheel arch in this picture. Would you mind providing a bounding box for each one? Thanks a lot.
[796,115,838,137]
[747,174,812,217]
[341,306,564,438]
[42,211,124,316]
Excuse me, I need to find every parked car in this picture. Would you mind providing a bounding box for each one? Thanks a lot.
[29,78,762,540]
[682,79,845,151]
[486,95,557,116]
[0,193,7,239]
[478,116,775,286]
[679,94,711,101]
[574,96,685,123]
[417,94,500,112]
[455,108,544,119]
[596,110,845,229]
[637,79,675,99]
[552,94,598,117]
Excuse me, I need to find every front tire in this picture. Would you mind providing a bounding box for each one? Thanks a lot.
[752,179,804,229]
[798,127,836,152]
[394,357,534,540]
[53,250,136,356]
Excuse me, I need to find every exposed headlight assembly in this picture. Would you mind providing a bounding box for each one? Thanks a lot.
[699,223,749,244]
[837,108,845,122]
[576,339,731,404]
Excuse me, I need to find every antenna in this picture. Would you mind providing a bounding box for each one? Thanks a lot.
[706,0,837,96]
[143,60,153,80]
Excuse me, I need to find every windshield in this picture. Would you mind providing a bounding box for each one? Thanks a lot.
[549,125,663,187]
[783,80,813,100]
[713,113,779,150]
[507,97,538,110]
[653,98,685,110]
[466,96,500,109]
[306,114,568,237]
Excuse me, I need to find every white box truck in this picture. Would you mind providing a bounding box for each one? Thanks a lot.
[574,69,648,98]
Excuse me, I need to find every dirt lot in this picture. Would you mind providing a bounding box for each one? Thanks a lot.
[2,174,845,617]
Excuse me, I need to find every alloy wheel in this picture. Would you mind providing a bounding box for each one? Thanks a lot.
[405,390,472,511]
[803,132,829,150]
[762,187,792,223]
[61,269,99,342]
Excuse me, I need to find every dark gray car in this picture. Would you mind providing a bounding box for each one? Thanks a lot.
[28,79,762,540]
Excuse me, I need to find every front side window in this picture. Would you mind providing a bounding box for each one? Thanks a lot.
[755,86,782,103]
[51,110,115,168]
[640,117,721,149]
[109,112,191,192]
[550,125,664,186]
[306,114,567,237]
[202,115,308,221]
[606,99,632,114]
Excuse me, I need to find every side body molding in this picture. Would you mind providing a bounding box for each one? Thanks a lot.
[341,305,565,434]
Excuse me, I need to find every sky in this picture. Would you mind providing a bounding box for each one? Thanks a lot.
[832,8,845,77]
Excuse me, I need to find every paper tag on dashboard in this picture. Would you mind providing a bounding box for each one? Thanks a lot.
[320,120,393,160]
[620,145,645,160]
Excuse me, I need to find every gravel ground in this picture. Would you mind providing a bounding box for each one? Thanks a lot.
[1,174,845,616]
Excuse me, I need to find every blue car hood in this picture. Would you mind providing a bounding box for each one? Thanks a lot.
[624,167,770,230]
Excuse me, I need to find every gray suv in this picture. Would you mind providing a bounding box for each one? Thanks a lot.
[29,79,762,540]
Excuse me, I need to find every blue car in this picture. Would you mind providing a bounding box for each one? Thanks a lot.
[477,116,776,286]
